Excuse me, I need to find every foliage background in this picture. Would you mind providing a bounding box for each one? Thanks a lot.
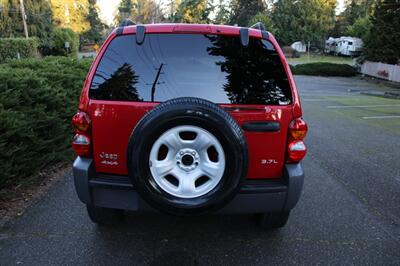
[0,37,38,62]
[0,57,91,189]
[50,28,79,56]
[362,0,400,64]
[291,62,358,76]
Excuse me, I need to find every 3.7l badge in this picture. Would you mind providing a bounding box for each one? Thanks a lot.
[261,159,278,165]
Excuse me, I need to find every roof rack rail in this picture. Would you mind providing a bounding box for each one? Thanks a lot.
[120,19,136,27]
[250,22,266,31]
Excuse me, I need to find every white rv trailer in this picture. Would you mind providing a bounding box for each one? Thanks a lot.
[325,37,337,54]
[291,41,307,53]
[325,37,363,56]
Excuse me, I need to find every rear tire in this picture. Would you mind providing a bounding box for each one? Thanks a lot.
[86,205,124,226]
[257,211,290,229]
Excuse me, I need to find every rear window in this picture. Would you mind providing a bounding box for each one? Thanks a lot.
[90,33,292,105]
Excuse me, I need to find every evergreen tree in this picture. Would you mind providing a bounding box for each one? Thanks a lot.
[0,0,53,54]
[115,0,164,25]
[213,0,230,25]
[82,0,105,44]
[50,0,90,33]
[0,0,24,37]
[271,0,336,46]
[0,0,53,39]
[166,0,180,21]
[229,0,264,26]
[345,15,372,39]
[363,0,400,64]
[136,0,164,23]
[172,0,211,23]
[335,0,376,37]
[248,11,276,34]
[115,0,137,25]
[343,0,375,24]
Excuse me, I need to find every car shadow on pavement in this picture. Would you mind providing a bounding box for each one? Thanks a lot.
[96,211,281,239]
[90,212,283,265]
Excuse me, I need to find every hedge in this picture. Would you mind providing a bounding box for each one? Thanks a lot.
[50,28,79,57]
[0,38,38,63]
[0,57,92,189]
[290,63,358,77]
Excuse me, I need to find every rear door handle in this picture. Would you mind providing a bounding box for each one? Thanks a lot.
[242,121,280,132]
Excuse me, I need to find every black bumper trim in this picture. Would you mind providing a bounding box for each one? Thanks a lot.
[73,157,304,214]
[89,174,287,194]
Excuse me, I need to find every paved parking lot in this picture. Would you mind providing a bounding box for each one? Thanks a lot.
[1,76,399,265]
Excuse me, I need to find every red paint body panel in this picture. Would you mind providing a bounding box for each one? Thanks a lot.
[88,101,293,179]
[78,24,303,179]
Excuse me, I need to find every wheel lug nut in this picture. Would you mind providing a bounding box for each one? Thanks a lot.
[191,151,196,155]
[180,151,184,155]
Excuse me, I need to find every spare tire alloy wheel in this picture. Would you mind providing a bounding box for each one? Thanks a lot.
[127,97,248,215]
[149,125,225,199]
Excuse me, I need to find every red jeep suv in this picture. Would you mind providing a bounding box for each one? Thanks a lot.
[72,22,307,229]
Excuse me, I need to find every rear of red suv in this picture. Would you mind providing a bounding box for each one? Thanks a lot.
[72,23,307,228]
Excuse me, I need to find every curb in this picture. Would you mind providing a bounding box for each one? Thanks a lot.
[360,91,400,100]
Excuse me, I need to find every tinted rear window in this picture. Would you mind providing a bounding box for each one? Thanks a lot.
[90,34,292,105]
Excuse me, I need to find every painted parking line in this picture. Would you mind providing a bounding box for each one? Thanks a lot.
[363,115,400,120]
[327,104,400,109]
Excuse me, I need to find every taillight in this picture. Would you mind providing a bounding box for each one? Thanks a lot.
[72,111,91,133]
[286,118,308,163]
[72,111,91,157]
[289,118,307,140]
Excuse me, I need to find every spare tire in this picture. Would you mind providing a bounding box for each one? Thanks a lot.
[127,97,248,215]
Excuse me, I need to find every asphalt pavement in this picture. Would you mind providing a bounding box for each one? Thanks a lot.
[1,76,399,265]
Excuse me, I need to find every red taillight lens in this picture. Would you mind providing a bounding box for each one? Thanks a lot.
[72,111,91,133]
[287,118,308,163]
[289,118,308,140]
[72,111,91,157]
[287,140,307,162]
[72,134,91,156]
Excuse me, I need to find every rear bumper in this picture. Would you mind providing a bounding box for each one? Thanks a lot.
[73,157,304,213]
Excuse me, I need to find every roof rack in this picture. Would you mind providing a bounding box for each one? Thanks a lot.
[136,25,146,45]
[250,22,266,31]
[120,19,136,27]
[239,28,249,47]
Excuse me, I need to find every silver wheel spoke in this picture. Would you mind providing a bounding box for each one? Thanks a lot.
[152,161,175,177]
[193,133,212,151]
[178,175,196,194]
[163,132,182,150]
[201,162,220,178]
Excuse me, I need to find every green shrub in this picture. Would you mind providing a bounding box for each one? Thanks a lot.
[290,63,358,77]
[50,28,79,57]
[0,57,92,189]
[0,38,38,63]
